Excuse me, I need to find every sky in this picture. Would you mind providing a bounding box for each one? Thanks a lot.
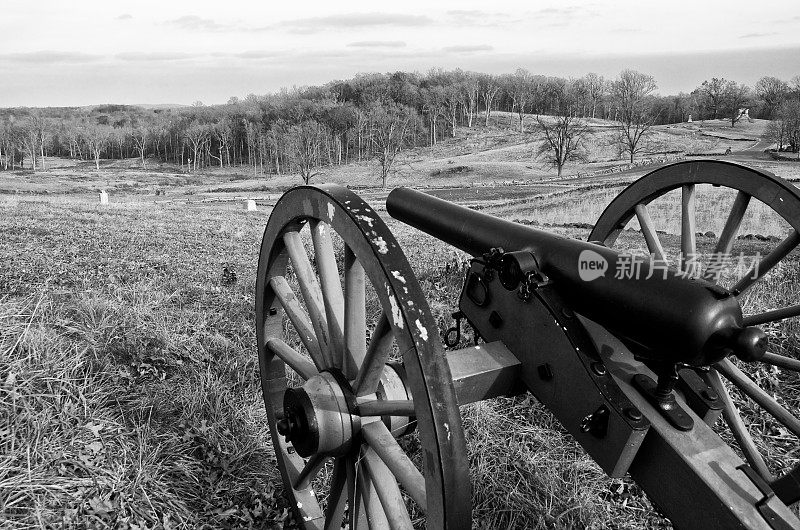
[1,0,798,107]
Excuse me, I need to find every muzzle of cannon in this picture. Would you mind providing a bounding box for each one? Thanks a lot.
[386,186,768,368]
[256,160,800,529]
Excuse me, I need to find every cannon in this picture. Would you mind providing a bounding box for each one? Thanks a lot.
[255,160,800,529]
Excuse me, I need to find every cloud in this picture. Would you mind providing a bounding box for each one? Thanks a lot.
[447,9,484,17]
[347,41,406,48]
[446,9,514,27]
[282,13,433,33]
[0,51,103,64]
[739,32,777,39]
[534,6,580,15]
[165,15,228,32]
[528,5,597,23]
[231,50,284,59]
[443,45,494,54]
[116,14,132,20]
[116,52,199,62]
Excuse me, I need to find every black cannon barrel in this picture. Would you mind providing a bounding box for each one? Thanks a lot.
[387,187,766,366]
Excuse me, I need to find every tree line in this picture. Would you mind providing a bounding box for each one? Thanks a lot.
[1,69,799,183]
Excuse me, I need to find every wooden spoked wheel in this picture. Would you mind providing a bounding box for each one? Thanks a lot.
[590,160,800,509]
[255,185,470,529]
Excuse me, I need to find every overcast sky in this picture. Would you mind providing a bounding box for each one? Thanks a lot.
[1,0,798,107]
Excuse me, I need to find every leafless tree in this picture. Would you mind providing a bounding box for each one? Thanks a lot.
[368,104,415,188]
[286,120,327,184]
[612,69,657,163]
[723,81,752,127]
[777,100,800,155]
[462,73,480,127]
[17,117,39,171]
[131,126,148,168]
[212,118,233,167]
[82,123,111,170]
[510,68,533,131]
[584,73,606,119]
[755,76,789,119]
[700,78,727,119]
[479,74,501,126]
[184,121,210,172]
[534,114,592,177]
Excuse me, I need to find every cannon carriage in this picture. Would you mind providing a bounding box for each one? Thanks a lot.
[255,160,800,529]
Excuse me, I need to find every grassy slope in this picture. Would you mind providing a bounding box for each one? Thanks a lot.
[2,118,800,529]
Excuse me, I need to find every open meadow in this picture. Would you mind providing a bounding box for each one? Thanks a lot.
[3,119,800,529]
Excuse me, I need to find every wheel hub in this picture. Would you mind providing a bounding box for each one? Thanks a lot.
[277,370,356,458]
[276,365,413,458]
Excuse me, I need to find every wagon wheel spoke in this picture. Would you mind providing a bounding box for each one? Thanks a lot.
[266,338,318,380]
[361,420,427,510]
[362,445,415,529]
[358,400,416,417]
[323,457,349,530]
[344,246,367,380]
[311,220,345,370]
[761,352,800,372]
[294,453,330,490]
[353,314,394,396]
[348,455,369,529]
[715,358,800,439]
[270,275,327,370]
[733,229,800,294]
[284,229,334,368]
[357,461,391,529]
[680,184,697,273]
[703,191,750,282]
[706,369,774,481]
[634,203,665,261]
[743,304,800,326]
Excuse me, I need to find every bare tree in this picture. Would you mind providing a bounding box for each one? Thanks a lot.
[30,114,50,170]
[82,123,111,170]
[510,68,533,131]
[443,83,462,138]
[534,114,592,177]
[0,119,13,170]
[462,73,480,127]
[184,121,209,172]
[479,74,501,126]
[286,120,326,184]
[367,104,416,188]
[612,70,657,163]
[699,78,727,119]
[584,73,606,119]
[131,126,148,168]
[777,100,800,155]
[212,118,233,167]
[755,76,789,119]
[17,118,39,171]
[421,86,446,146]
[722,81,752,127]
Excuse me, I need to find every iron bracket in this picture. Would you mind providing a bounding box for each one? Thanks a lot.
[632,373,694,431]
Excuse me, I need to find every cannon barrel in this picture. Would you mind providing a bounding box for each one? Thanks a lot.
[387,187,767,366]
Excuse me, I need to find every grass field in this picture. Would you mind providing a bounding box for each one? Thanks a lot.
[2,121,800,529]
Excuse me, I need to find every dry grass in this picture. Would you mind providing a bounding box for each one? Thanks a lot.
[2,123,800,529]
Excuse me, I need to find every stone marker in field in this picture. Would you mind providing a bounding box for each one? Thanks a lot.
[99,190,109,204]
[246,199,257,211]
[687,114,692,122]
